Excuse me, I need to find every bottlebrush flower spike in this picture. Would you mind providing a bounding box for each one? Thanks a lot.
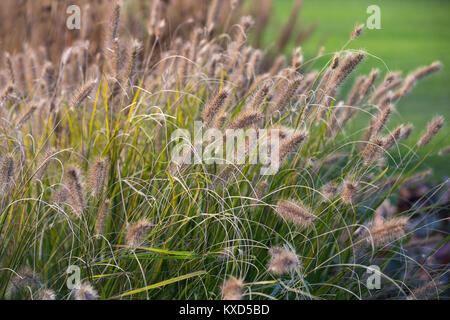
[268,247,300,275]
[126,219,153,248]
[222,277,244,300]
[74,282,99,300]
[275,200,315,228]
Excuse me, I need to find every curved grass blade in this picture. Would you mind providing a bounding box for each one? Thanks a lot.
[114,271,205,298]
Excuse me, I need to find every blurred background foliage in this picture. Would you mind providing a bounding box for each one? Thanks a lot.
[254,0,449,178]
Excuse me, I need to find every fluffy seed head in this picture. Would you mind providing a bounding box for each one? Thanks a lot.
[366,217,409,248]
[109,3,121,42]
[350,24,364,40]
[370,71,402,103]
[95,199,110,236]
[292,47,303,69]
[414,61,443,79]
[399,123,414,140]
[271,75,302,113]
[331,52,365,87]
[0,84,14,107]
[251,180,268,207]
[16,104,37,129]
[6,268,41,299]
[69,79,97,110]
[393,61,442,101]
[74,282,99,300]
[275,200,315,228]
[346,76,366,105]
[382,125,403,150]
[65,165,85,218]
[239,15,254,34]
[417,116,444,147]
[246,49,262,79]
[371,105,393,138]
[126,219,153,248]
[358,69,379,101]
[331,54,339,69]
[89,158,108,197]
[53,185,69,204]
[363,138,384,165]
[322,182,340,201]
[298,70,318,94]
[123,39,142,90]
[278,130,307,165]
[212,112,228,129]
[247,82,270,111]
[202,89,229,127]
[222,277,244,300]
[341,180,358,204]
[226,110,263,130]
[35,289,56,300]
[0,153,15,193]
[268,247,300,275]
[4,52,15,83]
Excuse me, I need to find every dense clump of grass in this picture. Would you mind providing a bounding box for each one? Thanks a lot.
[0,1,448,300]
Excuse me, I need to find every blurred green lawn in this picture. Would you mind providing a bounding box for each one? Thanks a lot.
[262,0,449,178]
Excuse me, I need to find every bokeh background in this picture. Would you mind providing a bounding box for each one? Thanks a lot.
[260,0,449,178]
